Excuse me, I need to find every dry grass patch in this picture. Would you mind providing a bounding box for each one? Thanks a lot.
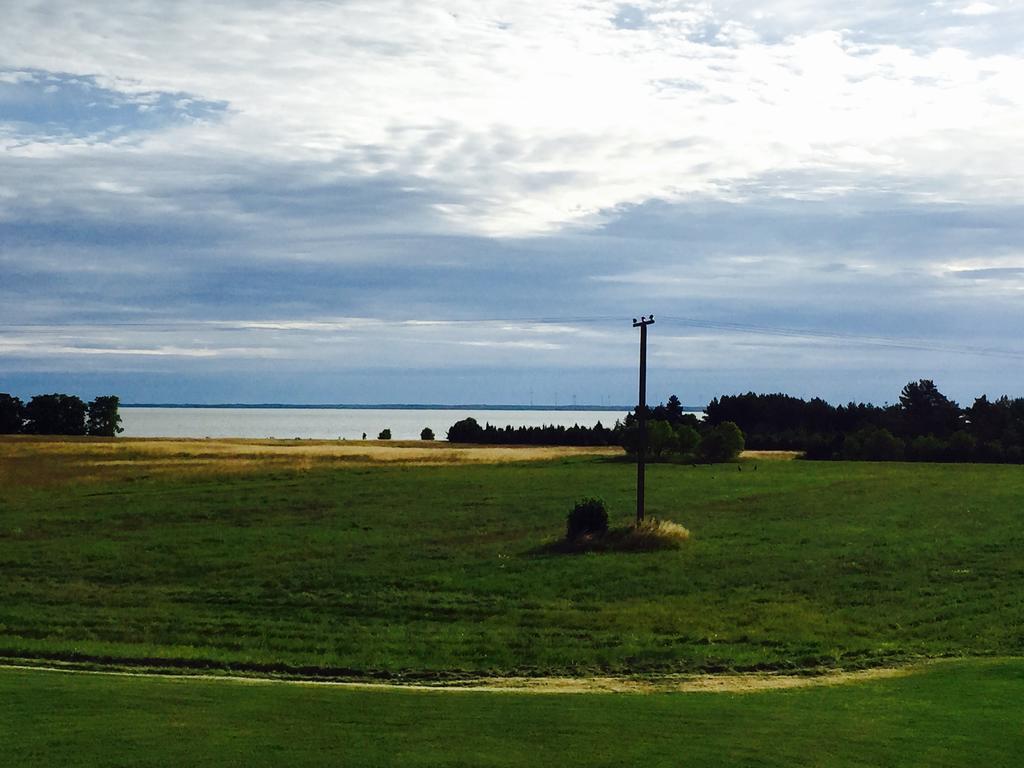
[546,518,691,554]
[621,518,692,549]
[740,450,803,460]
[0,436,621,487]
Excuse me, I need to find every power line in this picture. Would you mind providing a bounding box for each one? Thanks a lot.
[1,314,1023,360]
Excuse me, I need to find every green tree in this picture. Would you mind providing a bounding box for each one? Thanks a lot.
[646,420,675,457]
[947,430,976,461]
[843,426,904,461]
[673,423,701,456]
[698,421,745,462]
[447,417,484,442]
[23,394,87,435]
[420,427,435,441]
[665,394,684,423]
[377,428,392,440]
[86,395,123,437]
[0,393,23,434]
[898,379,961,438]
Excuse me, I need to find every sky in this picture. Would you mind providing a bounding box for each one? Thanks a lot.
[2,0,1023,406]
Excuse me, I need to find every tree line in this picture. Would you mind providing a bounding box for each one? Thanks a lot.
[446,417,618,446]
[704,380,1024,463]
[445,396,746,463]
[0,393,123,437]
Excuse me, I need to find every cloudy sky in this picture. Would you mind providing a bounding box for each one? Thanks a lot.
[2,0,1023,406]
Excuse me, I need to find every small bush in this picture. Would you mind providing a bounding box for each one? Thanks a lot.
[378,428,392,440]
[420,427,435,441]
[566,497,609,539]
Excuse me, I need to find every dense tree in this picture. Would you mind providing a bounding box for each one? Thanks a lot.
[86,395,123,437]
[420,427,435,441]
[431,385,1024,464]
[645,420,675,457]
[897,379,960,438]
[698,421,745,463]
[23,394,87,436]
[447,417,484,443]
[377,428,392,440]
[0,393,23,434]
[842,426,904,461]
[673,423,701,456]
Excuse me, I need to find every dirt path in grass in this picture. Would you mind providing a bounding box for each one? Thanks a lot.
[0,661,914,695]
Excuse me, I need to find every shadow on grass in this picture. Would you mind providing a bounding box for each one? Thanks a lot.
[530,519,691,555]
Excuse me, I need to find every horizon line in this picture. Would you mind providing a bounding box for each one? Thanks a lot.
[121,402,693,411]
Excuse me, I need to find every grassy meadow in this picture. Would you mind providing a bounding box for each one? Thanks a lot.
[2,436,1024,677]
[4,659,1024,767]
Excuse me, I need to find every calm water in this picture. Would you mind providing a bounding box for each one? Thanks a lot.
[120,407,629,440]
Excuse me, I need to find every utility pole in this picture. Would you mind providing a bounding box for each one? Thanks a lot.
[633,315,654,525]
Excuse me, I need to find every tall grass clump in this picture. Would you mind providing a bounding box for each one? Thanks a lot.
[619,518,691,551]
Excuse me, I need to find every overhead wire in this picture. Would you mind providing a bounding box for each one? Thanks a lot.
[1,315,1023,360]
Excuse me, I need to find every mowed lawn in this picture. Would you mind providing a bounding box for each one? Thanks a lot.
[2,437,1024,676]
[3,659,1024,767]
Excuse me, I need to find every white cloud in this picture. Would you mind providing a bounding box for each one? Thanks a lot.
[2,1,1023,236]
[954,2,1000,16]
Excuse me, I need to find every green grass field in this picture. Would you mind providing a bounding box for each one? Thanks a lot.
[3,438,1024,764]
[2,438,1023,677]
[4,659,1023,767]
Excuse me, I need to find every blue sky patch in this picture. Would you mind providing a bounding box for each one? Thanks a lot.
[0,69,227,140]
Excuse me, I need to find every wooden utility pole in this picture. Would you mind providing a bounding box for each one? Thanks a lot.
[633,315,654,525]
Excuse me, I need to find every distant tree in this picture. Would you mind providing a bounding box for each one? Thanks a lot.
[447,417,484,443]
[907,435,946,462]
[665,394,685,422]
[698,421,745,463]
[898,379,961,438]
[377,428,392,440]
[420,427,435,441]
[23,394,87,436]
[673,423,701,456]
[947,431,976,461]
[86,395,123,437]
[842,426,904,461]
[646,420,675,457]
[0,393,24,434]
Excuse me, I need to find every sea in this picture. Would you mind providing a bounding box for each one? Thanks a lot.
[119,406,634,441]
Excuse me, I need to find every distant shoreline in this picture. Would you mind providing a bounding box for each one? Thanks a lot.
[121,403,668,412]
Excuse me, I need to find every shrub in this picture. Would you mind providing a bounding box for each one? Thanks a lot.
[420,427,435,441]
[566,497,609,539]
[378,428,392,440]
